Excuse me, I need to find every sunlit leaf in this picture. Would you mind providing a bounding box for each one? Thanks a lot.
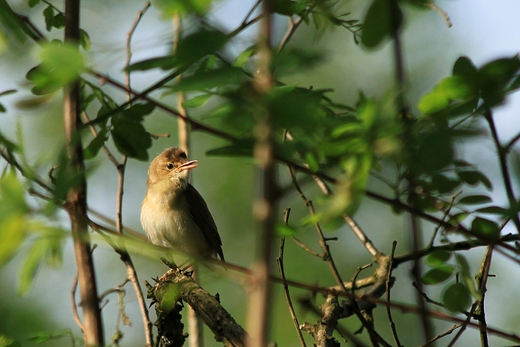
[152,0,213,18]
[276,224,299,237]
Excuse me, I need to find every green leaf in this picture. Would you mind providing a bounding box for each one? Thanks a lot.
[361,0,402,48]
[171,66,245,92]
[122,102,155,121]
[19,239,46,295]
[442,282,471,312]
[457,170,492,189]
[430,174,461,194]
[458,195,492,205]
[305,151,319,172]
[455,254,482,300]
[426,250,452,267]
[448,212,469,225]
[126,56,177,71]
[182,94,212,108]
[206,141,254,157]
[0,335,21,347]
[152,0,213,18]
[233,46,255,68]
[175,29,229,68]
[111,115,152,161]
[475,206,509,215]
[52,13,66,29]
[28,0,40,7]
[453,56,477,76]
[276,224,299,237]
[43,6,54,31]
[421,265,455,285]
[471,217,500,240]
[0,0,32,43]
[79,29,91,51]
[27,43,85,95]
[84,128,108,160]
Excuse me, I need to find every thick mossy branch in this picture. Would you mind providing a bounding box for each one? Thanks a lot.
[147,268,247,347]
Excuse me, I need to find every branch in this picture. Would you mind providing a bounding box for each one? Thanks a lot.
[63,0,104,345]
[149,269,247,347]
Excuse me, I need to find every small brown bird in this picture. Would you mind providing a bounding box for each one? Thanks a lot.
[140,147,224,262]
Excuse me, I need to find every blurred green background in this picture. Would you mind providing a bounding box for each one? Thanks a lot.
[1,0,520,346]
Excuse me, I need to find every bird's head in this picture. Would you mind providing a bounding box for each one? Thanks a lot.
[146,147,199,190]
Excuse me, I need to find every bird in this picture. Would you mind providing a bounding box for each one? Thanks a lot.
[140,147,224,263]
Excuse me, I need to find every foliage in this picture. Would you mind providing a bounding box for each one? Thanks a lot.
[1,0,520,346]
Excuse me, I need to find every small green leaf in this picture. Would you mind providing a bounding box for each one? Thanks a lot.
[458,170,492,189]
[84,128,108,160]
[182,94,211,108]
[156,282,182,313]
[471,217,500,240]
[458,195,492,205]
[126,56,177,72]
[28,0,40,7]
[206,142,254,157]
[43,6,54,31]
[430,174,461,193]
[233,46,255,68]
[453,56,477,77]
[276,224,298,237]
[19,239,46,295]
[475,206,509,215]
[455,254,482,300]
[171,66,245,92]
[426,250,452,267]
[52,13,66,29]
[443,282,471,312]
[79,29,91,51]
[421,265,455,285]
[305,151,319,172]
[448,212,469,225]
[152,0,213,18]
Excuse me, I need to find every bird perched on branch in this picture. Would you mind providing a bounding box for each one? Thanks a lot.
[141,147,224,263]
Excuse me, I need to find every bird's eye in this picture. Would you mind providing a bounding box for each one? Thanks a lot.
[166,163,175,170]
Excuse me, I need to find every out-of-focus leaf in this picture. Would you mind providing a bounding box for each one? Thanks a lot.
[478,57,520,107]
[171,66,245,91]
[206,141,254,157]
[426,250,452,267]
[361,0,402,48]
[156,282,182,313]
[410,125,454,174]
[475,206,509,215]
[43,6,54,31]
[233,46,255,68]
[448,212,469,225]
[176,30,229,68]
[430,174,461,193]
[152,0,213,17]
[126,56,177,71]
[272,47,323,75]
[276,224,299,237]
[122,102,155,120]
[19,239,46,295]
[79,29,91,51]
[273,0,309,16]
[455,254,482,300]
[182,94,212,108]
[421,265,455,285]
[0,0,31,42]
[442,282,471,312]
[52,13,66,29]
[471,217,500,241]
[0,175,30,267]
[453,56,478,77]
[27,43,85,95]
[458,195,492,205]
[457,170,492,189]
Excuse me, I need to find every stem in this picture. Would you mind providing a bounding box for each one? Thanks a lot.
[246,1,277,346]
[63,0,104,345]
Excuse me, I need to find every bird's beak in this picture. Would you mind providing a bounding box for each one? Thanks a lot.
[176,160,199,172]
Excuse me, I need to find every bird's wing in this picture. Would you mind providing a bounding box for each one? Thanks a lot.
[184,183,225,261]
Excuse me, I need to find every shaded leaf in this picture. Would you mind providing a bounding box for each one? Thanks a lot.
[475,206,509,215]
[19,239,46,295]
[111,115,151,161]
[458,195,492,205]
[453,56,477,77]
[361,0,402,48]
[206,141,254,157]
[182,94,212,108]
[426,250,452,267]
[84,128,108,160]
[443,282,471,312]
[471,217,500,240]
[421,265,455,285]
[171,66,245,92]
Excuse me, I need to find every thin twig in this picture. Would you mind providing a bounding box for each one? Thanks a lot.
[484,109,520,233]
[277,209,307,347]
[386,241,402,347]
[291,236,324,259]
[70,274,84,331]
[420,325,461,347]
